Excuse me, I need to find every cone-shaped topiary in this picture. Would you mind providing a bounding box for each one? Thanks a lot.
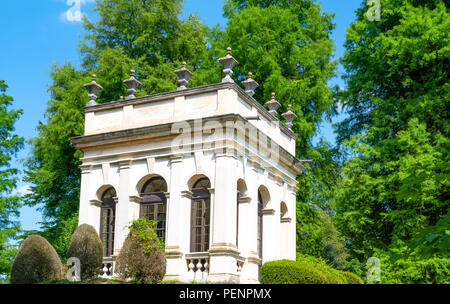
[10,235,64,284]
[67,224,104,280]
[116,218,166,283]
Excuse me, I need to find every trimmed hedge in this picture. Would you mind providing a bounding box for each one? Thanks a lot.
[261,257,364,284]
[67,224,104,280]
[342,271,364,284]
[261,259,328,284]
[10,235,63,284]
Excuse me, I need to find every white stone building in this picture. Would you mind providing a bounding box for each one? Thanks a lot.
[70,49,305,283]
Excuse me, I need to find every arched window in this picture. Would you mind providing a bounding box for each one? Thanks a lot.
[190,177,211,252]
[100,187,116,257]
[140,176,167,241]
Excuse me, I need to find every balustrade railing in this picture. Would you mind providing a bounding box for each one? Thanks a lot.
[100,257,115,279]
[186,253,209,282]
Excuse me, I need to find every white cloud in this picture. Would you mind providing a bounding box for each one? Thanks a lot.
[12,185,31,197]
[61,0,92,22]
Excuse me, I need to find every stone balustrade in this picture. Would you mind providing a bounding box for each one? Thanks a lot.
[186,253,209,283]
[100,257,116,279]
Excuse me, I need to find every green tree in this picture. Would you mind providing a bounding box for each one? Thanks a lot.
[334,0,449,266]
[0,80,24,280]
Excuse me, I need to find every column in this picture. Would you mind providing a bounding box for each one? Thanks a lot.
[288,186,297,260]
[78,164,92,227]
[164,155,185,280]
[244,159,262,283]
[208,152,240,283]
[113,160,131,256]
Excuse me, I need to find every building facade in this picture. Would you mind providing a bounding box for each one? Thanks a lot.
[71,50,304,283]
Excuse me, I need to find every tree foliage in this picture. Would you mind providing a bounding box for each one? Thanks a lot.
[0,80,24,280]
[334,0,450,267]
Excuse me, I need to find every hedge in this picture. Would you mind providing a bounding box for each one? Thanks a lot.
[261,256,364,284]
[67,224,104,280]
[261,259,328,284]
[10,235,63,284]
[342,271,364,284]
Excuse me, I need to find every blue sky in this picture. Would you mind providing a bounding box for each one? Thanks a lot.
[0,0,362,234]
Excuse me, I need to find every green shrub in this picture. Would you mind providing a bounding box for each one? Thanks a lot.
[342,271,364,284]
[10,235,63,284]
[67,224,104,280]
[261,259,328,284]
[115,218,166,283]
[296,254,347,284]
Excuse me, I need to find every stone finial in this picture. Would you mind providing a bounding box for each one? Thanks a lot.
[242,72,259,97]
[174,61,193,90]
[265,92,281,117]
[218,47,238,83]
[83,74,103,106]
[282,104,297,130]
[123,69,142,99]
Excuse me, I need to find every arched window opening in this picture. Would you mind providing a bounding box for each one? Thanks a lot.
[190,177,211,252]
[140,176,167,242]
[100,187,116,257]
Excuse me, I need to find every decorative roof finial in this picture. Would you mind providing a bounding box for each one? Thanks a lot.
[218,47,238,83]
[282,104,297,130]
[242,72,259,97]
[83,74,103,107]
[174,61,193,90]
[123,69,142,99]
[265,92,281,118]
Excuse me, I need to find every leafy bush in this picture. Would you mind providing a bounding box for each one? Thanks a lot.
[115,218,166,283]
[296,254,347,284]
[10,235,63,284]
[261,259,328,284]
[54,214,79,261]
[296,207,348,270]
[342,271,364,284]
[67,224,103,280]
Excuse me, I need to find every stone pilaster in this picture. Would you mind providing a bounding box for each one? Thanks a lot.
[164,155,185,280]
[208,152,240,283]
[78,164,92,227]
[113,160,132,256]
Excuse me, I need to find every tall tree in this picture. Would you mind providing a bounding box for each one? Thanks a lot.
[0,80,24,279]
[334,0,449,261]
